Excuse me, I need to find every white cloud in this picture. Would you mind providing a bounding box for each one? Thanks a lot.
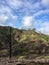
[41,0,49,8]
[0,4,18,26]
[0,5,11,14]
[33,20,49,35]
[39,22,49,35]
[5,0,41,16]
[11,15,17,19]
[6,0,22,9]
[32,9,49,35]
[33,9,49,18]
[0,14,8,25]
[19,1,41,15]
[0,15,8,22]
[0,4,18,19]
[22,16,33,29]
[23,1,40,10]
[9,23,14,26]
[0,5,18,26]
[8,15,18,27]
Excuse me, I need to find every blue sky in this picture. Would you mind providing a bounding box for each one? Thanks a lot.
[0,0,49,34]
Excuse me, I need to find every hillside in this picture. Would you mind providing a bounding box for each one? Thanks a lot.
[0,26,49,59]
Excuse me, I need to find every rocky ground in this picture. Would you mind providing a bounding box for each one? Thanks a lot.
[0,58,49,65]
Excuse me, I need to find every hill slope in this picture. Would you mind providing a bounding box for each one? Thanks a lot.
[0,26,49,59]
